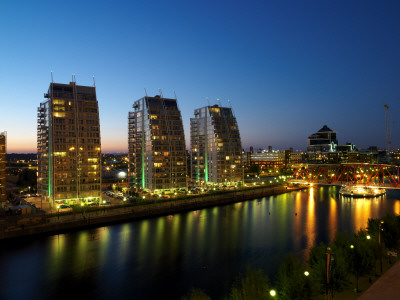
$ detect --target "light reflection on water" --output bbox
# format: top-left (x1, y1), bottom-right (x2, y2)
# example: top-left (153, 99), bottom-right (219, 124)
top-left (1, 186), bottom-right (400, 300)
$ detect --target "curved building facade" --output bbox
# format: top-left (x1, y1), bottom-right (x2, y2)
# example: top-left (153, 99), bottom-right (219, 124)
top-left (128, 95), bottom-right (187, 191)
top-left (190, 105), bottom-right (242, 184)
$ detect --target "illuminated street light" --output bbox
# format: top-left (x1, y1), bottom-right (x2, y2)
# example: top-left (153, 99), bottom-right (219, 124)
top-left (270, 290), bottom-right (276, 297)
top-left (379, 220), bottom-right (384, 273)
top-left (304, 271), bottom-right (309, 276)
top-left (366, 235), bottom-right (371, 240)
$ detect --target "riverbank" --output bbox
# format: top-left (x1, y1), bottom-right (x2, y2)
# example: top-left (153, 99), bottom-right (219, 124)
top-left (0, 185), bottom-right (306, 240)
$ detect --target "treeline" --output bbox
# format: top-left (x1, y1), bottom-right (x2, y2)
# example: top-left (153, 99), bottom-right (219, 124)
top-left (182, 213), bottom-right (400, 300)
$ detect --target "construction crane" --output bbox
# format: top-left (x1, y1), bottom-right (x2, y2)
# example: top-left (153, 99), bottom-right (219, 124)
top-left (382, 101), bottom-right (392, 155)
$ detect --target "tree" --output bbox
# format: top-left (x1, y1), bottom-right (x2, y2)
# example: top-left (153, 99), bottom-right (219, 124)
top-left (308, 243), bottom-right (349, 300)
top-left (181, 288), bottom-right (211, 300)
top-left (16, 168), bottom-right (37, 190)
top-left (229, 266), bottom-right (270, 300)
top-left (348, 230), bottom-right (375, 291)
top-left (381, 213), bottom-right (400, 250)
top-left (277, 255), bottom-right (315, 300)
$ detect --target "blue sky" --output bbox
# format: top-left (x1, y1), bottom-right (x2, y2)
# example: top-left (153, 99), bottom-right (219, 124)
top-left (1, 0), bottom-right (400, 152)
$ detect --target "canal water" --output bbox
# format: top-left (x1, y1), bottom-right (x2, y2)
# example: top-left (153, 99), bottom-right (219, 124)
top-left (1, 186), bottom-right (400, 300)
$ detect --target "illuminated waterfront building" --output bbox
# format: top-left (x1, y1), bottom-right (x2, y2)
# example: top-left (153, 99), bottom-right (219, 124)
top-left (37, 81), bottom-right (102, 207)
top-left (0, 132), bottom-right (6, 205)
top-left (190, 105), bottom-right (242, 184)
top-left (128, 95), bottom-right (187, 191)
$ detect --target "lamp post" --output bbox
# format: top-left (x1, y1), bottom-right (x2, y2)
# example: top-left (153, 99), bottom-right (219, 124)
top-left (379, 220), bottom-right (384, 274)
top-left (325, 247), bottom-right (334, 300)
top-left (304, 270), bottom-right (312, 300)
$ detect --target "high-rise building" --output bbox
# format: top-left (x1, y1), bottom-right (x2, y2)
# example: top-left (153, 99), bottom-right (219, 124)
top-left (307, 125), bottom-right (338, 152)
top-left (128, 95), bottom-right (187, 191)
top-left (37, 82), bottom-right (102, 207)
top-left (191, 105), bottom-right (242, 184)
top-left (0, 132), bottom-right (6, 205)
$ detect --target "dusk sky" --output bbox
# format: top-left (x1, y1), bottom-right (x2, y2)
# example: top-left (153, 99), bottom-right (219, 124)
top-left (1, 1), bottom-right (400, 153)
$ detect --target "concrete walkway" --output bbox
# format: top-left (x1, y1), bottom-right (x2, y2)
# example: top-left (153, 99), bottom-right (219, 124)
top-left (358, 259), bottom-right (400, 300)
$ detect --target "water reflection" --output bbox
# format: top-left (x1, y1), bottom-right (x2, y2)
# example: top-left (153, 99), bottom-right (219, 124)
top-left (1, 186), bottom-right (400, 300)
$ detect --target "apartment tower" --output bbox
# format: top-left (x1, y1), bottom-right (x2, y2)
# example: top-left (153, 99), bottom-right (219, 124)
top-left (191, 105), bottom-right (242, 184)
top-left (37, 81), bottom-right (101, 207)
top-left (0, 132), bottom-right (6, 205)
top-left (128, 95), bottom-right (187, 191)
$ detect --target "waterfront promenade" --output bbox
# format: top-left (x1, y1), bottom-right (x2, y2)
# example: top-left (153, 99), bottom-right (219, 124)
top-left (0, 185), bottom-right (304, 240)
top-left (358, 259), bottom-right (400, 300)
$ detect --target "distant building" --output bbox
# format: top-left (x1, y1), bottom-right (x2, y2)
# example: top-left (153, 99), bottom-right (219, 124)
top-left (348, 151), bottom-right (378, 164)
top-left (244, 150), bottom-right (286, 173)
top-left (0, 132), bottom-right (6, 204)
top-left (128, 95), bottom-right (187, 191)
top-left (37, 82), bottom-right (102, 207)
top-left (287, 151), bottom-right (305, 165)
top-left (307, 125), bottom-right (338, 152)
top-left (191, 105), bottom-right (242, 184)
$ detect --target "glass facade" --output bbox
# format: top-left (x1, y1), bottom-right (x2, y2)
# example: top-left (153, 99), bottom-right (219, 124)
top-left (37, 82), bottom-right (102, 206)
top-left (191, 105), bottom-right (242, 184)
top-left (128, 96), bottom-right (187, 191)
top-left (0, 132), bottom-right (6, 205)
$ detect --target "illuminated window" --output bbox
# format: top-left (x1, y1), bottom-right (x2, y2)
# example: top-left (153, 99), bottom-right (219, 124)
top-left (53, 99), bottom-right (65, 105)
top-left (54, 152), bottom-right (67, 157)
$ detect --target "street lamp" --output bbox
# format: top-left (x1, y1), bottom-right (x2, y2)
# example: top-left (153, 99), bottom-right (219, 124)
top-left (326, 247), bottom-right (334, 300)
top-left (269, 289), bottom-right (276, 297)
top-left (379, 220), bottom-right (384, 273)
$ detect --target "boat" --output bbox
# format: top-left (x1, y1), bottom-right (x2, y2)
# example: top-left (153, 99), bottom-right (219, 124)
top-left (339, 185), bottom-right (386, 198)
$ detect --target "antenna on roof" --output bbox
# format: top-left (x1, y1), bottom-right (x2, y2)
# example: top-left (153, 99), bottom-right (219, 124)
top-left (158, 88), bottom-right (163, 98)
top-left (72, 73), bottom-right (76, 83)
top-left (93, 75), bottom-right (96, 88)
top-left (50, 71), bottom-right (54, 83)
top-left (144, 88), bottom-right (148, 97)
top-left (206, 97), bottom-right (210, 106)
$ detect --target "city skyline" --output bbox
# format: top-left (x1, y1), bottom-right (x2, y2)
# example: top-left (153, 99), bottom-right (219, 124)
top-left (1, 1), bottom-right (400, 153)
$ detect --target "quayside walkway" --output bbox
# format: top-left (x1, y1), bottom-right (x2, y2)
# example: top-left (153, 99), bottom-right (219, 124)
top-left (358, 259), bottom-right (400, 300)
